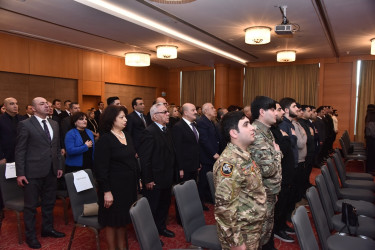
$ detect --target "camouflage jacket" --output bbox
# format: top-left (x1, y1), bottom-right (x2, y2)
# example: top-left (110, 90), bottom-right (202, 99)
top-left (214, 143), bottom-right (266, 247)
top-left (248, 120), bottom-right (282, 195)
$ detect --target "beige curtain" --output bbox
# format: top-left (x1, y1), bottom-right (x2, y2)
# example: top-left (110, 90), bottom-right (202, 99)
top-left (355, 60), bottom-right (375, 142)
top-left (244, 64), bottom-right (319, 106)
top-left (181, 70), bottom-right (214, 106)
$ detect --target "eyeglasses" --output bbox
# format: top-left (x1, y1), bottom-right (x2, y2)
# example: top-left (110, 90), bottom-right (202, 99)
top-left (155, 111), bottom-right (169, 115)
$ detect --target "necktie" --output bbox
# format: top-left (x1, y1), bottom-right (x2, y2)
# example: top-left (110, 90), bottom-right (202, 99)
top-left (162, 126), bottom-right (167, 133)
top-left (140, 113), bottom-right (147, 127)
top-left (191, 122), bottom-right (199, 142)
top-left (42, 120), bottom-right (51, 142)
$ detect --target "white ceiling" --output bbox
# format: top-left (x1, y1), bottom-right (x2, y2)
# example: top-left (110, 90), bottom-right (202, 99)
top-left (0, 0), bottom-right (374, 68)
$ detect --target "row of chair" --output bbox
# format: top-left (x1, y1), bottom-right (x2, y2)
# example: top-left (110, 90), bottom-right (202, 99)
top-left (292, 150), bottom-right (375, 250)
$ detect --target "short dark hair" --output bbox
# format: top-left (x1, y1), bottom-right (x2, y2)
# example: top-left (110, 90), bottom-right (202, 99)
top-left (131, 97), bottom-right (143, 109)
top-left (296, 102), bottom-right (301, 109)
top-left (98, 101), bottom-right (103, 106)
top-left (52, 99), bottom-right (61, 105)
top-left (301, 105), bottom-right (310, 111)
top-left (227, 105), bottom-right (240, 112)
top-left (69, 102), bottom-right (79, 110)
top-left (221, 111), bottom-right (245, 144)
top-left (25, 104), bottom-right (32, 110)
top-left (64, 100), bottom-right (71, 105)
top-left (309, 105), bottom-right (316, 110)
top-left (71, 112), bottom-right (88, 128)
top-left (317, 106), bottom-right (324, 113)
top-left (251, 96), bottom-right (276, 120)
top-left (279, 97), bottom-right (296, 111)
top-left (99, 105), bottom-right (128, 133)
top-left (107, 96), bottom-right (119, 106)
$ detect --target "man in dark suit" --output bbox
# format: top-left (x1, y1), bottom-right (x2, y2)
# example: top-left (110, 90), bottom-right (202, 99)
top-left (126, 97), bottom-right (147, 153)
top-left (314, 106), bottom-right (326, 165)
top-left (23, 104), bottom-right (34, 119)
top-left (94, 101), bottom-right (104, 123)
top-left (58, 100), bottom-right (71, 121)
top-left (15, 97), bottom-right (65, 249)
top-left (145, 97), bottom-right (168, 126)
top-left (47, 101), bottom-right (60, 122)
top-left (0, 97), bottom-right (25, 226)
top-left (52, 99), bottom-right (62, 117)
top-left (138, 102), bottom-right (176, 239)
top-left (60, 102), bottom-right (80, 154)
top-left (197, 102), bottom-right (220, 205)
top-left (173, 103), bottom-right (200, 182)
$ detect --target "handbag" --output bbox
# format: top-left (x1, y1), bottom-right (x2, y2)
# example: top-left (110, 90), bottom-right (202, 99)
top-left (82, 202), bottom-right (99, 216)
top-left (341, 202), bottom-right (358, 235)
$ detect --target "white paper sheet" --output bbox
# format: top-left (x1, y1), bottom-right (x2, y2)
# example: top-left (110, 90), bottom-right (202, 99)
top-left (73, 170), bottom-right (93, 192)
top-left (5, 162), bottom-right (17, 179)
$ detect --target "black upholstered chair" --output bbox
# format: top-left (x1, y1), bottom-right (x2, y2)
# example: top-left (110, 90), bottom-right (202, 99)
top-left (173, 180), bottom-right (221, 250)
top-left (206, 171), bottom-right (215, 203)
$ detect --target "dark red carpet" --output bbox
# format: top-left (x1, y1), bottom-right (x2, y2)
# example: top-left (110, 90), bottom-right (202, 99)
top-left (0, 161), bottom-right (369, 249)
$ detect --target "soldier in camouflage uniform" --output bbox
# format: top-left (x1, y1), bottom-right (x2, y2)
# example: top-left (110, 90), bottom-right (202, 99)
top-left (214, 111), bottom-right (266, 250)
top-left (248, 96), bottom-right (282, 250)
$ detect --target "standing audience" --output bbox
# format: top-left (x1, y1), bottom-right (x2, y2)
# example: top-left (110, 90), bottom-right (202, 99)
top-left (15, 97), bottom-right (65, 249)
top-left (64, 112), bottom-right (95, 173)
top-left (94, 105), bottom-right (138, 250)
top-left (87, 108), bottom-right (99, 140)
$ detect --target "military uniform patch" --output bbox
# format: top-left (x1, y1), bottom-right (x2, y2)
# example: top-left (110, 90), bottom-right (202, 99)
top-left (220, 163), bottom-right (233, 177)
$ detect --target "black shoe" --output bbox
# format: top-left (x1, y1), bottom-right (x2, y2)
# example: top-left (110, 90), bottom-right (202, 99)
top-left (284, 225), bottom-right (296, 235)
top-left (202, 204), bottom-right (209, 211)
top-left (26, 238), bottom-right (41, 249)
top-left (274, 230), bottom-right (294, 243)
top-left (41, 229), bottom-right (65, 238)
top-left (159, 228), bottom-right (175, 238)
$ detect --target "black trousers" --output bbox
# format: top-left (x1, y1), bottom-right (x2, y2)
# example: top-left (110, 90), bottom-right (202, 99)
top-left (197, 164), bottom-right (213, 203)
top-left (23, 169), bottom-right (57, 240)
top-left (143, 186), bottom-right (172, 232)
top-left (273, 184), bottom-right (294, 232)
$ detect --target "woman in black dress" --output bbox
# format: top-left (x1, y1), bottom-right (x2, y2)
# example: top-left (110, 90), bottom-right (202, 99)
top-left (94, 105), bottom-right (138, 250)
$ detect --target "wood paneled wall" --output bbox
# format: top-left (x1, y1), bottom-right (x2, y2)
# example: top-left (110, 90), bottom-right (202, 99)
top-left (0, 32), bottom-right (168, 113)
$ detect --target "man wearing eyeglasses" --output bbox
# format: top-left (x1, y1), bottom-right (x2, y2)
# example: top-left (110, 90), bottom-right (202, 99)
top-left (138, 102), bottom-right (177, 240)
top-left (145, 97), bottom-right (168, 126)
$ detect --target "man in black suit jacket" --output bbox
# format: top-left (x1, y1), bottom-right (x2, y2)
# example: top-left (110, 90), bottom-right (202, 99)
top-left (197, 103), bottom-right (220, 205)
top-left (15, 97), bottom-right (65, 249)
top-left (23, 104), bottom-right (34, 119)
top-left (60, 102), bottom-right (80, 154)
top-left (94, 101), bottom-right (104, 124)
top-left (0, 97), bottom-right (25, 225)
top-left (52, 99), bottom-right (62, 117)
top-left (126, 97), bottom-right (147, 153)
top-left (314, 106), bottom-right (326, 165)
top-left (138, 102), bottom-right (176, 238)
top-left (58, 100), bottom-right (71, 121)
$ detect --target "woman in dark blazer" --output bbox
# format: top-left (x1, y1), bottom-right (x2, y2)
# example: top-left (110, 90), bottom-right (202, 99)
top-left (64, 112), bottom-right (95, 173)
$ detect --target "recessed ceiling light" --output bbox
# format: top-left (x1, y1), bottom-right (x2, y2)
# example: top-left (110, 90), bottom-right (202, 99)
top-left (74, 0), bottom-right (248, 64)
top-left (149, 0), bottom-right (196, 3)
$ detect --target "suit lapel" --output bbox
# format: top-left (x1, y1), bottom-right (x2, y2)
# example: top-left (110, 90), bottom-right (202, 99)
top-left (30, 116), bottom-right (50, 143)
top-left (152, 123), bottom-right (173, 152)
top-left (181, 120), bottom-right (198, 143)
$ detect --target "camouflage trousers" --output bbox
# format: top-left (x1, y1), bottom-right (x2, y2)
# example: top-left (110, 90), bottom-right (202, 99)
top-left (259, 193), bottom-right (277, 247)
top-left (220, 226), bottom-right (263, 250)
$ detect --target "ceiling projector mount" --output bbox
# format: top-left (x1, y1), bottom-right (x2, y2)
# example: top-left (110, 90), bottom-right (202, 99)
top-left (274, 5), bottom-right (300, 35)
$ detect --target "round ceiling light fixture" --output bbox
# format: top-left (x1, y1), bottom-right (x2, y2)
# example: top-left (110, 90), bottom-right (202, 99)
top-left (276, 50), bottom-right (296, 62)
top-left (245, 26), bottom-right (271, 45)
top-left (156, 45), bottom-right (178, 59)
top-left (125, 52), bottom-right (150, 67)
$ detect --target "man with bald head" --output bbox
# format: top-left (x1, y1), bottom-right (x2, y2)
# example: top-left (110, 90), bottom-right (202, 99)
top-left (197, 102), bottom-right (220, 207)
top-left (0, 97), bottom-right (25, 225)
top-left (15, 97), bottom-right (64, 249)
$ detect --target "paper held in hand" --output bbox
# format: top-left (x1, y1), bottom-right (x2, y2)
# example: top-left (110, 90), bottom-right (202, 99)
top-left (73, 170), bottom-right (93, 192)
top-left (5, 162), bottom-right (17, 179)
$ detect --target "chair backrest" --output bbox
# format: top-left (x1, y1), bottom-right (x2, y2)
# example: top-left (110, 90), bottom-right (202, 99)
top-left (334, 148), bottom-right (346, 172)
top-left (339, 138), bottom-right (349, 158)
top-left (65, 169), bottom-right (98, 222)
top-left (333, 152), bottom-right (347, 183)
top-left (206, 171), bottom-right (215, 203)
top-left (326, 158), bottom-right (342, 191)
top-left (306, 187), bottom-right (331, 250)
top-left (315, 175), bottom-right (335, 229)
top-left (321, 165), bottom-right (340, 203)
top-left (129, 197), bottom-right (162, 250)
top-left (173, 180), bottom-right (206, 242)
top-left (343, 131), bottom-right (351, 149)
top-left (0, 163), bottom-right (24, 209)
top-left (292, 206), bottom-right (319, 250)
